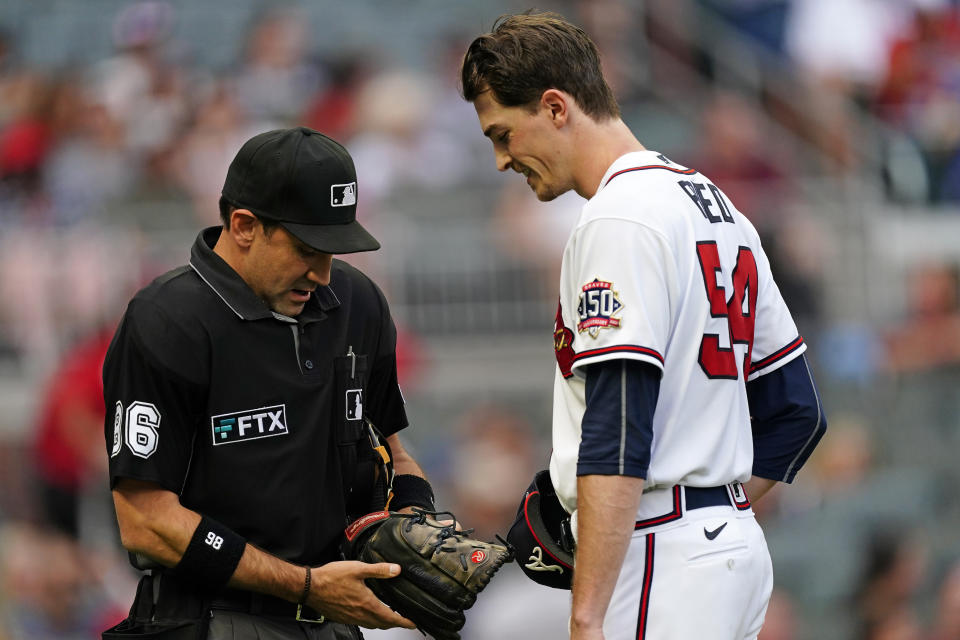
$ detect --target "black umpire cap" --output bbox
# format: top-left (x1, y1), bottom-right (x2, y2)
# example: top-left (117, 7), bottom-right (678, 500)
top-left (221, 127), bottom-right (380, 254)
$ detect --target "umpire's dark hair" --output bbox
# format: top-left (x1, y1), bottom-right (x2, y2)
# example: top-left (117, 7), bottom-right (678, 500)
top-left (460, 11), bottom-right (620, 120)
top-left (218, 196), bottom-right (281, 234)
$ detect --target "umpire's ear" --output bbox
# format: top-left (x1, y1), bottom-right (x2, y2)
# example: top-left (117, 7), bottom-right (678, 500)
top-left (228, 208), bottom-right (258, 248)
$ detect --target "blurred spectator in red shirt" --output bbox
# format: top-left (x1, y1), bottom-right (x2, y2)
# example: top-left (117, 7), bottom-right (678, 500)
top-left (874, 7), bottom-right (960, 201)
top-left (874, 7), bottom-right (960, 123)
top-left (31, 326), bottom-right (113, 537)
top-left (0, 74), bottom-right (54, 209)
top-left (302, 53), bottom-right (373, 143)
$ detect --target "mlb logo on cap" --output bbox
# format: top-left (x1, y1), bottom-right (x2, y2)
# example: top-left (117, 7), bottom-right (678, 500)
top-left (332, 183), bottom-right (357, 207)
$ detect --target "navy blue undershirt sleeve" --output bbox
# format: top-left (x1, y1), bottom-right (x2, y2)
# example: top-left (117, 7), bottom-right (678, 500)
top-left (748, 354), bottom-right (827, 483)
top-left (577, 359), bottom-right (661, 478)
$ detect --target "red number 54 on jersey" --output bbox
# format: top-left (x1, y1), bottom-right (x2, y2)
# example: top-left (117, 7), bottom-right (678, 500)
top-left (696, 242), bottom-right (758, 380)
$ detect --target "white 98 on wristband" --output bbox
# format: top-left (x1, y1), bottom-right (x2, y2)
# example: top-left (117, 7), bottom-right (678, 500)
top-left (205, 531), bottom-right (224, 550)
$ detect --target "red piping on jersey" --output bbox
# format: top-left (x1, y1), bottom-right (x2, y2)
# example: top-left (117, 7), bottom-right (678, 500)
top-left (523, 491), bottom-right (573, 568)
top-left (633, 486), bottom-right (682, 529)
top-left (574, 345), bottom-right (665, 366)
top-left (636, 533), bottom-right (656, 640)
top-left (749, 336), bottom-right (804, 374)
top-left (605, 165), bottom-right (696, 187)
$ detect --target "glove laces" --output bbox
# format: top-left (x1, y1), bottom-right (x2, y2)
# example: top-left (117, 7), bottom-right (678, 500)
top-left (401, 508), bottom-right (477, 552)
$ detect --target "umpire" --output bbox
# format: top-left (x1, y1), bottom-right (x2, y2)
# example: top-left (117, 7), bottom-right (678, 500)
top-left (103, 127), bottom-right (432, 639)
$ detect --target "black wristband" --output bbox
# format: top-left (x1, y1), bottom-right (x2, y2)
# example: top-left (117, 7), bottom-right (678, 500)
top-left (390, 474), bottom-right (435, 511)
top-left (176, 515), bottom-right (246, 592)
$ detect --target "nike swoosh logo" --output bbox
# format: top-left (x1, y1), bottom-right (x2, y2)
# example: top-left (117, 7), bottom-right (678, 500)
top-left (704, 522), bottom-right (728, 540)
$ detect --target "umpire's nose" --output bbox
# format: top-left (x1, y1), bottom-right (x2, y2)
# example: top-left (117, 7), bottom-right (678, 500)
top-left (306, 254), bottom-right (333, 286)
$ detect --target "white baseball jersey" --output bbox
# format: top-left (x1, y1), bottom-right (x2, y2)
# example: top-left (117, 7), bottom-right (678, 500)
top-left (549, 151), bottom-right (805, 515)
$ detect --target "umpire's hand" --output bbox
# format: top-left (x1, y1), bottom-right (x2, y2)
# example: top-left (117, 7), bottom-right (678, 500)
top-left (307, 560), bottom-right (416, 630)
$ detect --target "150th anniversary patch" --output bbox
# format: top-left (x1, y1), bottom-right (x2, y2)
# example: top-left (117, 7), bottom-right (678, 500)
top-left (577, 278), bottom-right (623, 337)
top-left (211, 404), bottom-right (288, 446)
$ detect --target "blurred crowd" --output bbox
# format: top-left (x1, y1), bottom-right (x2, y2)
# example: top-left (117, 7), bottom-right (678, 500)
top-left (0, 1), bottom-right (958, 639)
top-left (699, 0), bottom-right (960, 203)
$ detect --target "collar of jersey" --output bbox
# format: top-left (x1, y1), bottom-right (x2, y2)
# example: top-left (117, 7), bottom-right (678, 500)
top-left (594, 150), bottom-right (671, 195)
top-left (189, 226), bottom-right (340, 322)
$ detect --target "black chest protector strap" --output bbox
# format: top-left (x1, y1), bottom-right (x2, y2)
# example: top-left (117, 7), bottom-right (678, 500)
top-left (342, 418), bottom-right (394, 522)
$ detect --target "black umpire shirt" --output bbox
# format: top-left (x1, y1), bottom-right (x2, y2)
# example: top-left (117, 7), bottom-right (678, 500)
top-left (104, 227), bottom-right (408, 566)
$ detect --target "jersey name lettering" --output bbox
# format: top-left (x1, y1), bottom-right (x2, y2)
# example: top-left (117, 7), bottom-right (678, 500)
top-left (678, 180), bottom-right (734, 224)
